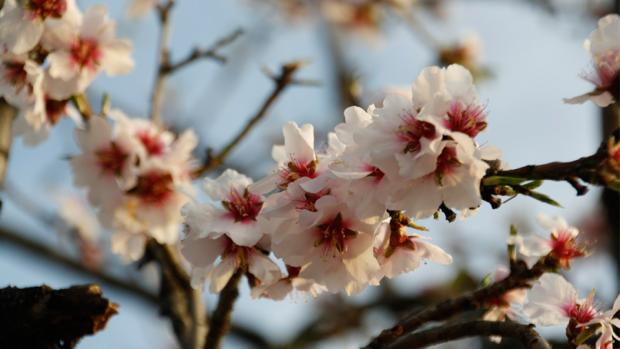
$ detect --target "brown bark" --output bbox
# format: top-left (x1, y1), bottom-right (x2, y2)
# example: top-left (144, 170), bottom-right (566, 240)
top-left (0, 284), bottom-right (117, 349)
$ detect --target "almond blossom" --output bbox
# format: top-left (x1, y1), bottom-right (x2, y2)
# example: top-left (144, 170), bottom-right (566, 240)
top-left (0, 0), bottom-right (78, 54)
top-left (515, 214), bottom-right (586, 268)
top-left (524, 273), bottom-right (598, 327)
top-left (565, 14), bottom-right (620, 107)
top-left (181, 169), bottom-right (281, 293)
top-left (250, 121), bottom-right (320, 194)
top-left (373, 220), bottom-right (452, 279)
top-left (71, 111), bottom-right (197, 260)
top-left (42, 5), bottom-right (134, 99)
top-left (269, 193), bottom-right (381, 295)
top-left (523, 274), bottom-right (619, 349)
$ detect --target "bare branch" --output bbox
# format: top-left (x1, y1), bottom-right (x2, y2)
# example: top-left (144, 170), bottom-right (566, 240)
top-left (193, 61), bottom-right (310, 177)
top-left (363, 259), bottom-right (551, 349)
top-left (386, 320), bottom-right (550, 349)
top-left (149, 0), bottom-right (176, 125)
top-left (143, 240), bottom-right (206, 349)
top-left (204, 268), bottom-right (244, 349)
top-left (163, 28), bottom-right (244, 73)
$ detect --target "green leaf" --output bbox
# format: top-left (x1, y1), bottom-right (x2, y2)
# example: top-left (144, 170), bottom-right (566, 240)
top-left (524, 190), bottom-right (562, 207)
top-left (522, 180), bottom-right (544, 190)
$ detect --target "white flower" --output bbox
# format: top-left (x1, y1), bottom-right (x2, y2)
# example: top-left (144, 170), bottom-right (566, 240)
top-left (181, 232), bottom-right (281, 293)
top-left (250, 122), bottom-right (320, 194)
top-left (388, 133), bottom-right (489, 218)
top-left (524, 273), bottom-right (599, 327)
top-left (565, 14), bottom-right (620, 107)
top-left (0, 0), bottom-right (78, 54)
top-left (250, 265), bottom-right (326, 300)
top-left (270, 194), bottom-right (381, 295)
top-left (0, 55), bottom-right (42, 106)
top-left (590, 294), bottom-right (620, 349)
top-left (71, 115), bottom-right (143, 208)
top-left (373, 221), bottom-right (452, 279)
top-left (43, 5), bottom-right (133, 99)
top-left (515, 214), bottom-right (586, 268)
top-left (183, 169), bottom-right (265, 247)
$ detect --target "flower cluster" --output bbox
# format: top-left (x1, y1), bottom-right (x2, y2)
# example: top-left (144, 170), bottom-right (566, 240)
top-left (523, 274), bottom-right (619, 349)
top-left (565, 14), bottom-right (620, 107)
top-left (182, 64), bottom-right (496, 298)
top-left (0, 1), bottom-right (133, 144)
top-left (71, 110), bottom-right (197, 261)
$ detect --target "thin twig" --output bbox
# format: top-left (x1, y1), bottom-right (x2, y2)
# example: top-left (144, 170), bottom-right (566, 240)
top-left (363, 259), bottom-right (551, 349)
top-left (386, 320), bottom-right (550, 349)
top-left (149, 0), bottom-right (176, 125)
top-left (193, 61), bottom-right (308, 177)
top-left (162, 28), bottom-right (244, 73)
top-left (204, 268), bottom-right (244, 349)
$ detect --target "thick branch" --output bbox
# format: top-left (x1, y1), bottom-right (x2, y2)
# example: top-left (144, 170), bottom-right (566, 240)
top-left (0, 284), bottom-right (117, 349)
top-left (363, 259), bottom-right (550, 349)
top-left (387, 320), bottom-right (550, 349)
top-left (193, 61), bottom-right (306, 177)
top-left (205, 268), bottom-right (244, 349)
top-left (143, 240), bottom-right (206, 349)
top-left (162, 28), bottom-right (244, 73)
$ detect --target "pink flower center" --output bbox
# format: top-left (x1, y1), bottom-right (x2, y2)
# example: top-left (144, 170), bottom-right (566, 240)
top-left (222, 188), bottom-right (263, 223)
top-left (128, 170), bottom-right (174, 205)
top-left (549, 230), bottom-right (585, 268)
top-left (136, 131), bottom-right (165, 156)
top-left (293, 188), bottom-right (329, 212)
top-left (445, 101), bottom-right (487, 138)
top-left (95, 142), bottom-right (128, 176)
top-left (562, 302), bottom-right (597, 324)
top-left (45, 97), bottom-right (69, 125)
top-left (27, 0), bottom-right (67, 20)
top-left (2, 61), bottom-right (27, 91)
top-left (278, 159), bottom-right (318, 190)
top-left (434, 146), bottom-right (460, 185)
top-left (315, 212), bottom-right (357, 254)
top-left (397, 114), bottom-right (436, 154)
top-left (70, 37), bottom-right (102, 71)
top-left (363, 164), bottom-right (385, 184)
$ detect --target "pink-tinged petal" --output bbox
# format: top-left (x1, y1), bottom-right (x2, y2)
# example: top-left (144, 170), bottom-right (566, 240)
top-left (80, 5), bottom-right (112, 39)
top-left (180, 236), bottom-right (226, 268)
top-left (247, 251), bottom-right (281, 286)
top-left (126, 0), bottom-right (159, 18)
top-left (48, 51), bottom-right (78, 80)
top-left (411, 66), bottom-right (444, 107)
top-left (111, 232), bottom-right (146, 262)
top-left (226, 222), bottom-right (262, 247)
top-left (283, 122), bottom-right (314, 163)
top-left (389, 177), bottom-right (442, 219)
top-left (0, 4), bottom-right (44, 54)
top-left (209, 256), bottom-right (238, 293)
top-left (101, 40), bottom-right (134, 76)
top-left (416, 239), bottom-right (453, 265)
top-left (563, 91), bottom-right (614, 107)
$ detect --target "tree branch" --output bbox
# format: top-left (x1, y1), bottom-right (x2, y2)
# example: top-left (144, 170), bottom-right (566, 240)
top-left (363, 259), bottom-right (550, 349)
top-left (162, 28), bottom-right (244, 73)
top-left (386, 320), bottom-right (550, 349)
top-left (149, 0), bottom-right (176, 125)
top-left (204, 268), bottom-right (244, 349)
top-left (193, 61), bottom-right (308, 177)
top-left (0, 284), bottom-right (117, 349)
top-left (143, 240), bottom-right (206, 349)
